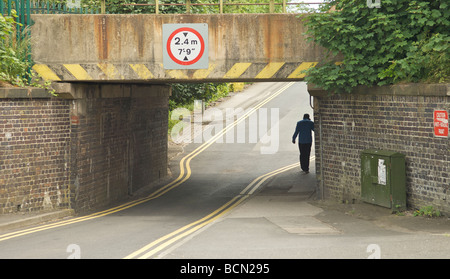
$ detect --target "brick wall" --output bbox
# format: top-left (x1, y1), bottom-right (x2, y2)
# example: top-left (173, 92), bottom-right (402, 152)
top-left (68, 84), bottom-right (170, 214)
top-left (0, 96), bottom-right (71, 214)
top-left (0, 84), bottom-right (170, 215)
top-left (310, 84), bottom-right (450, 214)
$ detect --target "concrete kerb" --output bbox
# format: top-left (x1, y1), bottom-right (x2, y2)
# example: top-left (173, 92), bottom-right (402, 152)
top-left (0, 209), bottom-right (75, 233)
top-left (311, 199), bottom-right (450, 236)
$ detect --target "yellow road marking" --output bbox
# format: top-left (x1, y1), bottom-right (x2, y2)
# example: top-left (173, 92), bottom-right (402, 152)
top-left (0, 82), bottom-right (295, 244)
top-left (126, 161), bottom-right (302, 259)
top-left (162, 82), bottom-right (296, 198)
top-left (137, 195), bottom-right (248, 259)
top-left (239, 162), bottom-right (300, 195)
top-left (123, 196), bottom-right (242, 259)
top-left (132, 156), bottom-right (316, 259)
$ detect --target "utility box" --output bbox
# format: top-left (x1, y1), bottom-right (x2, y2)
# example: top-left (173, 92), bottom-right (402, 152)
top-left (360, 149), bottom-right (406, 211)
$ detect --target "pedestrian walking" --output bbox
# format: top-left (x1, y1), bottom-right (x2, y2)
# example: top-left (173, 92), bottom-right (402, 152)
top-left (292, 113), bottom-right (314, 173)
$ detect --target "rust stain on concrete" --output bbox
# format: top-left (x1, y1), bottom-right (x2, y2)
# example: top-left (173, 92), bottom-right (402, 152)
top-left (95, 15), bottom-right (109, 61)
top-left (30, 14), bottom-right (332, 81)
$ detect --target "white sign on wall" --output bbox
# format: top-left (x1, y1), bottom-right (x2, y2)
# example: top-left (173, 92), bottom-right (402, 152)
top-left (377, 159), bottom-right (386, 185)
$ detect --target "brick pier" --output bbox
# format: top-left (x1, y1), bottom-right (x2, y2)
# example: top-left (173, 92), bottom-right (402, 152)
top-left (0, 84), bottom-right (170, 214)
top-left (310, 83), bottom-right (450, 214)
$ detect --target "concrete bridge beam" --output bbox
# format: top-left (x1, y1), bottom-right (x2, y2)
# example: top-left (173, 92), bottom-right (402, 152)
top-left (30, 14), bottom-right (328, 83)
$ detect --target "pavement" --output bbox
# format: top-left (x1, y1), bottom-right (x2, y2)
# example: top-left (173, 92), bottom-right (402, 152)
top-left (1, 82), bottom-right (449, 246)
top-left (158, 156), bottom-right (450, 259)
top-left (0, 209), bottom-right (74, 233)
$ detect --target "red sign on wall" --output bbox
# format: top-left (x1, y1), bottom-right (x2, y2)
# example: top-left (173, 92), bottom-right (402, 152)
top-left (434, 110), bottom-right (448, 138)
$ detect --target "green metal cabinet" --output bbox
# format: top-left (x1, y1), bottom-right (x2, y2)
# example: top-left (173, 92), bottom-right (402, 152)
top-left (360, 149), bottom-right (406, 211)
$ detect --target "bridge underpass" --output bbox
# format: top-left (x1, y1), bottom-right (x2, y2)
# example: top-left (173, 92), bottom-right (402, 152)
top-left (2, 7), bottom-right (449, 260)
top-left (22, 13), bottom-right (328, 213)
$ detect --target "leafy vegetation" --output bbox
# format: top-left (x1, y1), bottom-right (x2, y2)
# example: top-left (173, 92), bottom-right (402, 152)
top-left (0, 11), bottom-right (55, 94)
top-left (414, 206), bottom-right (441, 218)
top-left (0, 11), bottom-right (30, 86)
top-left (48, 0), bottom-right (286, 14)
top-left (302, 0), bottom-right (449, 93)
top-left (169, 83), bottom-right (232, 111)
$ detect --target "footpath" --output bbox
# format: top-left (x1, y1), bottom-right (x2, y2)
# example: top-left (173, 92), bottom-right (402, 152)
top-left (1, 82), bottom-right (449, 241)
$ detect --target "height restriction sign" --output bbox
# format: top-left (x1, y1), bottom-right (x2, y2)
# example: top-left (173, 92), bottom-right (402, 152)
top-left (434, 110), bottom-right (448, 138)
top-left (163, 24), bottom-right (208, 69)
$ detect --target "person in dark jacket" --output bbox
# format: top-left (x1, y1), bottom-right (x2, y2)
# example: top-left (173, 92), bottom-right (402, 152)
top-left (292, 113), bottom-right (314, 173)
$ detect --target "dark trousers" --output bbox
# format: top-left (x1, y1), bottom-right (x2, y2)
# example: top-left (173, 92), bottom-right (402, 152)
top-left (298, 143), bottom-right (312, 172)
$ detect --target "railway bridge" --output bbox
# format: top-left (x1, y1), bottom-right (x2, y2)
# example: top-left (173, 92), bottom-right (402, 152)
top-left (31, 13), bottom-right (327, 83)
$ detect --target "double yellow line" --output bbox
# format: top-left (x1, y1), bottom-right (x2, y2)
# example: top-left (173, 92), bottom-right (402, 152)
top-left (149, 81), bottom-right (295, 201)
top-left (0, 82), bottom-right (295, 244)
top-left (124, 161), bottom-right (301, 259)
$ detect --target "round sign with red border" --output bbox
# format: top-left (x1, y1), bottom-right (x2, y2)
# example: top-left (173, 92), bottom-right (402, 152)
top-left (166, 27), bottom-right (205, 66)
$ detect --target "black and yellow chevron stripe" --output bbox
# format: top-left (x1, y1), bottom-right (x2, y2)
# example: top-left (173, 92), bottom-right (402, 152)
top-left (32, 62), bottom-right (318, 82)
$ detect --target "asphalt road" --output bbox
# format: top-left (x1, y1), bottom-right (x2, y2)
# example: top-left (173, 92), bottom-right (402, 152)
top-left (0, 82), bottom-right (311, 259)
top-left (0, 82), bottom-right (449, 262)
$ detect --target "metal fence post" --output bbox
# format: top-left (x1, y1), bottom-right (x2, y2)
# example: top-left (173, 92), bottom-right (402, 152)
top-left (25, 0), bottom-right (31, 81)
top-left (26, 0), bottom-right (30, 25)
top-left (20, 0), bottom-right (25, 26)
top-left (8, 0), bottom-right (12, 14)
top-left (186, 0), bottom-right (191, 14)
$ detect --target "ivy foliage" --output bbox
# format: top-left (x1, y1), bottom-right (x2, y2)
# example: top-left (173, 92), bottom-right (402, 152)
top-left (302, 0), bottom-right (449, 93)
